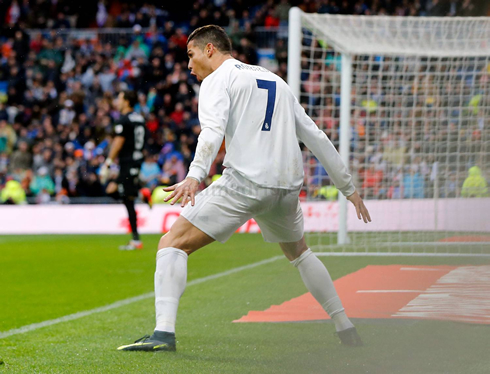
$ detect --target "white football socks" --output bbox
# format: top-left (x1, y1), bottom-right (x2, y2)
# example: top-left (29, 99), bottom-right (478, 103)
top-left (291, 249), bottom-right (354, 332)
top-left (154, 247), bottom-right (188, 334)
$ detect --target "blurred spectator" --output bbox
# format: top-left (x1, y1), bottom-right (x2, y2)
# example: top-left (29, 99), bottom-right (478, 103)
top-left (77, 171), bottom-right (104, 197)
top-left (9, 140), bottom-right (31, 172)
top-left (96, 1), bottom-right (109, 28)
top-left (53, 13), bottom-right (71, 29)
top-left (170, 102), bottom-right (185, 127)
top-left (318, 0), bottom-right (339, 14)
top-left (170, 28), bottom-right (188, 50)
top-left (55, 188), bottom-right (71, 204)
top-left (403, 166), bottom-right (425, 199)
top-left (387, 179), bottom-right (403, 199)
top-left (5, 0), bottom-right (21, 25)
top-left (53, 167), bottom-right (68, 195)
top-left (275, 0), bottom-right (292, 22)
top-left (125, 39), bottom-right (149, 61)
top-left (383, 139), bottom-right (407, 167)
top-left (13, 30), bottom-right (29, 62)
top-left (1, 179), bottom-right (26, 204)
top-left (0, 120), bottom-right (17, 154)
top-left (59, 100), bottom-right (76, 126)
top-left (162, 154), bottom-right (186, 186)
top-left (461, 166), bottom-right (489, 198)
top-left (442, 172), bottom-right (459, 198)
top-left (275, 38), bottom-right (288, 66)
top-left (316, 185), bottom-right (338, 200)
top-left (140, 153), bottom-right (161, 189)
top-left (362, 165), bottom-right (383, 199)
top-left (427, 0), bottom-right (445, 16)
top-left (264, 7), bottom-right (280, 28)
top-left (30, 166), bottom-right (55, 197)
top-left (458, 0), bottom-right (477, 16)
top-left (0, 152), bottom-right (8, 175)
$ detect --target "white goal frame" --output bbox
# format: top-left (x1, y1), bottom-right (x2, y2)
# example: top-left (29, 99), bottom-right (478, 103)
top-left (288, 8), bottom-right (490, 255)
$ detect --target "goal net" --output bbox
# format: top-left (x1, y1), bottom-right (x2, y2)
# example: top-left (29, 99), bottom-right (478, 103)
top-left (288, 10), bottom-right (490, 255)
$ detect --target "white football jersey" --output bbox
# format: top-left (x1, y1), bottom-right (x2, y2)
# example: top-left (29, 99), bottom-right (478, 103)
top-left (187, 58), bottom-right (355, 196)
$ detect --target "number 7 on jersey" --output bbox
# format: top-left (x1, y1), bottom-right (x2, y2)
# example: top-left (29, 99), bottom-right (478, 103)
top-left (256, 79), bottom-right (276, 131)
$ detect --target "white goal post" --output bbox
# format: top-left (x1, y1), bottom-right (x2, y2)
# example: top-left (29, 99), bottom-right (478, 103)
top-left (288, 8), bottom-right (490, 255)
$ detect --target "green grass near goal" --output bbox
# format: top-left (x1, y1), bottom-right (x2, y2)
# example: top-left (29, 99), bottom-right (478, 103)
top-left (1, 234), bottom-right (490, 373)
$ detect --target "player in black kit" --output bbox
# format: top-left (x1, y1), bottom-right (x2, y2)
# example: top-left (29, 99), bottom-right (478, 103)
top-left (100, 90), bottom-right (151, 250)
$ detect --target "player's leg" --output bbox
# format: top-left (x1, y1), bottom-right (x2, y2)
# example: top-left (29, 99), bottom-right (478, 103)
top-left (122, 196), bottom-right (139, 241)
top-left (118, 166), bottom-right (144, 250)
top-left (279, 237), bottom-right (361, 346)
top-left (118, 217), bottom-right (214, 352)
top-left (271, 233), bottom-right (357, 334)
top-left (150, 174), bottom-right (251, 344)
top-left (119, 195), bottom-right (143, 250)
top-left (106, 181), bottom-right (142, 249)
top-left (119, 170), bottom-right (254, 352)
top-left (254, 190), bottom-right (362, 346)
top-left (153, 217), bottom-right (214, 340)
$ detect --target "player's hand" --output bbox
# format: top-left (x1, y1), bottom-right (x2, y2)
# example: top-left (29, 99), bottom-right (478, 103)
top-left (347, 190), bottom-right (371, 223)
top-left (99, 158), bottom-right (112, 185)
top-left (99, 164), bottom-right (109, 184)
top-left (163, 178), bottom-right (199, 207)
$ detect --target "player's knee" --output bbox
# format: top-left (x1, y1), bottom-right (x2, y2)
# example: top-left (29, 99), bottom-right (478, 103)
top-left (289, 247), bottom-right (308, 261)
top-left (280, 238), bottom-right (308, 261)
top-left (158, 233), bottom-right (193, 255)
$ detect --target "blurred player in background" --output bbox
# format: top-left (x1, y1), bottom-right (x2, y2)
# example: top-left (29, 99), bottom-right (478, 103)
top-left (118, 25), bottom-right (370, 352)
top-left (100, 91), bottom-right (151, 250)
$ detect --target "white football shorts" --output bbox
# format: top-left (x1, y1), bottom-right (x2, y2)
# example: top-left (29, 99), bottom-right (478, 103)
top-left (181, 168), bottom-right (304, 243)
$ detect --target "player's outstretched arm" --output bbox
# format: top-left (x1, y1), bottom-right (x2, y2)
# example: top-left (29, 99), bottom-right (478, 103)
top-left (294, 100), bottom-right (372, 223)
top-left (294, 101), bottom-right (354, 197)
top-left (163, 177), bottom-right (200, 207)
top-left (346, 190), bottom-right (371, 223)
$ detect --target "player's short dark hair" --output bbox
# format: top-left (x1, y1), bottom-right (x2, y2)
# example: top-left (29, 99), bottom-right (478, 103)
top-left (187, 25), bottom-right (232, 54)
top-left (122, 90), bottom-right (138, 108)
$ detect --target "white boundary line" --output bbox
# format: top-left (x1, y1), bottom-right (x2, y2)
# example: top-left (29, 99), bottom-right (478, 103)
top-left (0, 255), bottom-right (284, 340)
top-left (356, 290), bottom-right (424, 293)
top-left (400, 267), bottom-right (448, 271)
top-left (315, 252), bottom-right (490, 257)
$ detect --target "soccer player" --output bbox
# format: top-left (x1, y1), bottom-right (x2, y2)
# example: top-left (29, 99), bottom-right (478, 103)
top-left (118, 25), bottom-right (371, 351)
top-left (100, 90), bottom-right (150, 250)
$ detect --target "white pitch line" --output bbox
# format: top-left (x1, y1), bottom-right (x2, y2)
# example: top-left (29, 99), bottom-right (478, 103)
top-left (400, 267), bottom-right (448, 271)
top-left (356, 290), bottom-right (424, 293)
top-left (0, 255), bottom-right (284, 340)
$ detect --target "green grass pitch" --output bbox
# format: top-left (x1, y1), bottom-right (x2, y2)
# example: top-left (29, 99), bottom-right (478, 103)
top-left (1, 234), bottom-right (490, 373)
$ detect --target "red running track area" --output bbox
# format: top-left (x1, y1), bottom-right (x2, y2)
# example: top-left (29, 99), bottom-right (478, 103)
top-left (235, 265), bottom-right (490, 325)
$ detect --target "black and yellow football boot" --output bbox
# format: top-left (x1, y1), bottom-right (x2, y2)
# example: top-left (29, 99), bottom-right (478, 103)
top-left (117, 331), bottom-right (176, 352)
top-left (335, 327), bottom-right (363, 347)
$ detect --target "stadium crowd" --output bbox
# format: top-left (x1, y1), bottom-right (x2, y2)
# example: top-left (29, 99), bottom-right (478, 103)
top-left (0, 0), bottom-right (488, 204)
top-left (301, 49), bottom-right (490, 201)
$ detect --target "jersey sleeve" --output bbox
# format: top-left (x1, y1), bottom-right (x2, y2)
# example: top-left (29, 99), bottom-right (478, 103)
top-left (294, 99), bottom-right (356, 197)
top-left (186, 76), bottom-right (230, 183)
top-left (113, 116), bottom-right (131, 139)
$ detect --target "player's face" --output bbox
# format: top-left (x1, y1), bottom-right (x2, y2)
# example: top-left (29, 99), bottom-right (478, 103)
top-left (187, 41), bottom-right (212, 81)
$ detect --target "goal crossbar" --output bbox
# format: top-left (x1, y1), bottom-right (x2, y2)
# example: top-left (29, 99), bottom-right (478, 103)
top-left (301, 13), bottom-right (490, 57)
